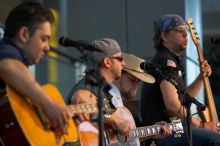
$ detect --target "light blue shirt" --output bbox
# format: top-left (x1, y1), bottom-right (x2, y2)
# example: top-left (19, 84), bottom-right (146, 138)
top-left (109, 84), bottom-right (140, 146)
top-left (109, 84), bottom-right (124, 108)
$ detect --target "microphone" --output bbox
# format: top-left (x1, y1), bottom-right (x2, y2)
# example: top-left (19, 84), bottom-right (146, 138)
top-left (211, 36), bottom-right (220, 44)
top-left (184, 92), bottom-right (206, 112)
top-left (59, 36), bottom-right (102, 52)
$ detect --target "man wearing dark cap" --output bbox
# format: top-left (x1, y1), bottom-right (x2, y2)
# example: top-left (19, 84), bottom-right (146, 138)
top-left (68, 38), bottom-right (134, 145)
top-left (141, 14), bottom-right (220, 145)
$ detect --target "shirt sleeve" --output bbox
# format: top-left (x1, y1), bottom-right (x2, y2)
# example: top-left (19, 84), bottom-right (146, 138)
top-left (0, 45), bottom-right (23, 61)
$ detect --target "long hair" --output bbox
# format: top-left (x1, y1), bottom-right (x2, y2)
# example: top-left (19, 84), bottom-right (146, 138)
top-left (4, 2), bottom-right (54, 38)
top-left (153, 26), bottom-right (163, 50)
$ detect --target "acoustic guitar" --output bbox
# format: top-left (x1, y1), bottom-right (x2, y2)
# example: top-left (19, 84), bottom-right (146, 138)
top-left (187, 18), bottom-right (219, 122)
top-left (0, 84), bottom-right (113, 146)
top-left (78, 107), bottom-right (184, 146)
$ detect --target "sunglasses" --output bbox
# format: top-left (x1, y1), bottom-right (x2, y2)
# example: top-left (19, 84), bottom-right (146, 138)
top-left (173, 26), bottom-right (189, 33)
top-left (111, 56), bottom-right (124, 62)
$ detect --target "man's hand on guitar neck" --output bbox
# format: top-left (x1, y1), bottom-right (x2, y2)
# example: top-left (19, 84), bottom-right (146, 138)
top-left (140, 121), bottom-right (172, 142)
top-left (200, 60), bottom-right (212, 78)
top-left (152, 121), bottom-right (172, 139)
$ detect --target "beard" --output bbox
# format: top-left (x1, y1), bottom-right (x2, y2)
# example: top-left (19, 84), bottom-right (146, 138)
top-left (122, 90), bottom-right (137, 100)
top-left (114, 74), bottom-right (121, 80)
top-left (109, 67), bottom-right (121, 80)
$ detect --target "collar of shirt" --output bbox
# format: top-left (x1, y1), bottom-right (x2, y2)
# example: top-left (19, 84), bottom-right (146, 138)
top-left (109, 84), bottom-right (124, 108)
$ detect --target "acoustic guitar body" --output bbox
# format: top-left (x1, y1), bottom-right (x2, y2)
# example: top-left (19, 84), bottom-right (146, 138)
top-left (0, 84), bottom-right (78, 146)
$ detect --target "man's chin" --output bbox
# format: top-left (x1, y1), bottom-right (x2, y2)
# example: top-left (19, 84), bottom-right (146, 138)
top-left (115, 75), bottom-right (121, 80)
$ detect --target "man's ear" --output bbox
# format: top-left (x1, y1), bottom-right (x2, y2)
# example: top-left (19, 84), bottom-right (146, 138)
top-left (103, 58), bottom-right (111, 68)
top-left (18, 26), bottom-right (30, 43)
top-left (161, 32), bottom-right (168, 42)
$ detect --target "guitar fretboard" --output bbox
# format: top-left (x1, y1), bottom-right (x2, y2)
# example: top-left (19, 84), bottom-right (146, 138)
top-left (67, 103), bottom-right (98, 117)
top-left (129, 122), bottom-right (183, 140)
top-left (67, 101), bottom-right (113, 117)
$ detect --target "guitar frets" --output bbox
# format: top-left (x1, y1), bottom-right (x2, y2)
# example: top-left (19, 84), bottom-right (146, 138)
top-left (147, 127), bottom-right (151, 134)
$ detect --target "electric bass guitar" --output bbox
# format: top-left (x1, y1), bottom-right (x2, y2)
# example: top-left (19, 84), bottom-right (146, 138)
top-left (187, 18), bottom-right (219, 122)
top-left (0, 84), bottom-right (113, 146)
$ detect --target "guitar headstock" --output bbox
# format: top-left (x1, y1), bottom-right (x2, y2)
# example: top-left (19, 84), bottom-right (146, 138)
top-left (170, 117), bottom-right (184, 137)
top-left (187, 18), bottom-right (200, 46)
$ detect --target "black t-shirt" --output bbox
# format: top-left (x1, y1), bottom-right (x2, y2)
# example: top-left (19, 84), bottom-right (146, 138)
top-left (0, 38), bottom-right (28, 96)
top-left (141, 46), bottom-right (185, 126)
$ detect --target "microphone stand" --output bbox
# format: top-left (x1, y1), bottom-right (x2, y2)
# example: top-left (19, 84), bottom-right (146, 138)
top-left (96, 74), bottom-right (111, 146)
top-left (152, 67), bottom-right (206, 146)
top-left (84, 68), bottom-right (110, 146)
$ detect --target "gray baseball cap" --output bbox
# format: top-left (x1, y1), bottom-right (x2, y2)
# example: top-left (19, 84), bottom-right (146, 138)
top-left (91, 38), bottom-right (121, 65)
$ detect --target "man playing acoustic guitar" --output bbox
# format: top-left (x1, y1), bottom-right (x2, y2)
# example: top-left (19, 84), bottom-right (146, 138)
top-left (0, 2), bottom-right (69, 145)
top-left (112, 53), bottom-right (182, 146)
top-left (68, 38), bottom-right (172, 145)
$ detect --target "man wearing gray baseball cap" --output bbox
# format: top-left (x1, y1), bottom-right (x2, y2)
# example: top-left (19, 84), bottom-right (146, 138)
top-left (68, 38), bottom-right (134, 145)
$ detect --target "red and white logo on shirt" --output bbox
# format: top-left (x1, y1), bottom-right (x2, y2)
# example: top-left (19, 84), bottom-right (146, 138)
top-left (167, 59), bottom-right (176, 68)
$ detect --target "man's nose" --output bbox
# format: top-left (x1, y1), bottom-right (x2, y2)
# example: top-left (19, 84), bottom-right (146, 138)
top-left (122, 60), bottom-right (126, 67)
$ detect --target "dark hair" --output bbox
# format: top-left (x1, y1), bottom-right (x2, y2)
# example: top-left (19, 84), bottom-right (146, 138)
top-left (153, 26), bottom-right (163, 50)
top-left (4, 2), bottom-right (54, 38)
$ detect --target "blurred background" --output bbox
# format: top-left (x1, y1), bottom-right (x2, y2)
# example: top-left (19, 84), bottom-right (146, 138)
top-left (1, 0), bottom-right (220, 117)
